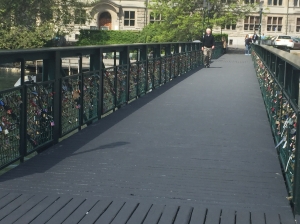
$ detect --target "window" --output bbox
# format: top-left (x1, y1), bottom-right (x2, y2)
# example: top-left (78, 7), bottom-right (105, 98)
top-left (221, 22), bottom-right (236, 30)
top-left (294, 0), bottom-right (299, 6)
top-left (244, 0), bottom-right (259, 3)
top-left (267, 17), bottom-right (283, 31)
top-left (244, 16), bottom-right (260, 31)
top-left (268, 0), bottom-right (282, 5)
top-left (297, 18), bottom-right (300, 32)
top-left (75, 9), bottom-right (86, 25)
top-left (124, 11), bottom-right (135, 26)
top-left (150, 13), bottom-right (163, 23)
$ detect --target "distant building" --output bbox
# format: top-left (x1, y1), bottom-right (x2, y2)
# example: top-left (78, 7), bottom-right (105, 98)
top-left (68, 0), bottom-right (300, 46)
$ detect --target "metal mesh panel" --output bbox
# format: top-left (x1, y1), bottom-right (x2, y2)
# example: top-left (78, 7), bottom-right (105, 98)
top-left (0, 88), bottom-right (22, 167)
top-left (147, 59), bottom-right (154, 91)
top-left (153, 59), bottom-right (161, 88)
top-left (129, 63), bottom-right (138, 100)
top-left (116, 65), bottom-right (127, 106)
top-left (161, 57), bottom-right (166, 84)
top-left (138, 62), bottom-right (146, 96)
top-left (165, 56), bottom-right (171, 82)
top-left (103, 67), bottom-right (116, 114)
top-left (61, 75), bottom-right (81, 136)
top-left (26, 82), bottom-right (54, 152)
top-left (180, 53), bottom-right (186, 75)
top-left (82, 73), bottom-right (100, 123)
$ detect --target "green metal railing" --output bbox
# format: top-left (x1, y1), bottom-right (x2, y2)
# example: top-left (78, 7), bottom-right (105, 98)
top-left (251, 44), bottom-right (300, 216)
top-left (0, 42), bottom-right (223, 171)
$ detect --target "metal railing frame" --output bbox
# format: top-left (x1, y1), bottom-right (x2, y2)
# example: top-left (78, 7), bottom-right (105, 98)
top-left (0, 42), bottom-right (223, 171)
top-left (251, 43), bottom-right (300, 217)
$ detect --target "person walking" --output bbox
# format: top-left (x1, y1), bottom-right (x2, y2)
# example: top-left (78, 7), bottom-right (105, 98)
top-left (252, 31), bottom-right (258, 44)
top-left (245, 34), bottom-right (252, 55)
top-left (201, 28), bottom-right (215, 68)
top-left (222, 36), bottom-right (227, 54)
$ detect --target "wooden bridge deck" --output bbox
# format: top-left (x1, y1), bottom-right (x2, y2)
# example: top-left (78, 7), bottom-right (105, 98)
top-left (0, 53), bottom-right (295, 223)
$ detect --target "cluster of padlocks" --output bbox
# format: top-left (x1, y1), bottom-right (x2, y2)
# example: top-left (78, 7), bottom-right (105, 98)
top-left (26, 83), bottom-right (54, 152)
top-left (103, 67), bottom-right (116, 113)
top-left (129, 63), bottom-right (139, 100)
top-left (116, 66), bottom-right (127, 106)
top-left (0, 83), bottom-right (54, 166)
top-left (61, 76), bottom-right (81, 135)
top-left (253, 51), bottom-right (297, 190)
top-left (82, 74), bottom-right (99, 123)
top-left (0, 90), bottom-right (22, 165)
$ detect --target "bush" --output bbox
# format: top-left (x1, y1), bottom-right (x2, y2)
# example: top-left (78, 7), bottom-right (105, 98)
top-left (77, 30), bottom-right (141, 46)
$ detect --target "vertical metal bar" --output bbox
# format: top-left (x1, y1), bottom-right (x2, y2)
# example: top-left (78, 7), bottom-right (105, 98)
top-left (99, 48), bottom-right (104, 116)
top-left (113, 50), bottom-right (117, 110)
top-left (90, 50), bottom-right (101, 119)
top-left (53, 51), bottom-right (61, 141)
top-left (78, 55), bottom-right (83, 130)
top-left (19, 59), bottom-right (26, 162)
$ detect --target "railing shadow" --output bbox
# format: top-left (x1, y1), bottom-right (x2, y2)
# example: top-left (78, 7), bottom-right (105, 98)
top-left (0, 66), bottom-right (204, 181)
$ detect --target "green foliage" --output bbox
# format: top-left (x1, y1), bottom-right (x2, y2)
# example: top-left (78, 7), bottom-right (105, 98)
top-left (0, 23), bottom-right (54, 49)
top-left (140, 0), bottom-right (257, 42)
top-left (214, 34), bottom-right (228, 42)
top-left (77, 30), bottom-right (141, 46)
top-left (0, 0), bottom-right (90, 49)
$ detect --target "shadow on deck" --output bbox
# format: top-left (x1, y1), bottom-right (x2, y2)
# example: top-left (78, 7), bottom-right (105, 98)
top-left (0, 53), bottom-right (295, 223)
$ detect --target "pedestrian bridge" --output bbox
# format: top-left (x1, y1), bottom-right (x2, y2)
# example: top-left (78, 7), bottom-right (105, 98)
top-left (0, 43), bottom-right (299, 223)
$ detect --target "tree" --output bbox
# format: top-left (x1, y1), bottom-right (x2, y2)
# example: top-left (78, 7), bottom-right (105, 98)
top-left (139, 0), bottom-right (257, 42)
top-left (0, 0), bottom-right (90, 49)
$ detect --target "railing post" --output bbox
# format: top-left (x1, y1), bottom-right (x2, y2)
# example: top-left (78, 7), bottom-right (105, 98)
top-left (78, 54), bottom-right (83, 130)
top-left (90, 49), bottom-right (101, 119)
top-left (119, 46), bottom-right (130, 103)
top-left (19, 58), bottom-right (26, 162)
top-left (99, 48), bottom-right (104, 116)
top-left (140, 45), bottom-right (148, 94)
top-left (165, 45), bottom-right (171, 81)
top-left (53, 51), bottom-right (61, 143)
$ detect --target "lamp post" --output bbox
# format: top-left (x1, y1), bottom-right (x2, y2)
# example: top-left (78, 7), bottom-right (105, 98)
top-left (259, 1), bottom-right (264, 44)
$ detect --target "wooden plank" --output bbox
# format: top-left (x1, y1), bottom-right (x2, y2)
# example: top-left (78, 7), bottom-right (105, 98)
top-left (0, 195), bottom-right (46, 224)
top-left (279, 212), bottom-right (296, 224)
top-left (220, 208), bottom-right (235, 224)
top-left (46, 197), bottom-right (86, 224)
top-left (143, 204), bottom-right (165, 224)
top-left (0, 194), bottom-right (33, 220)
top-left (204, 208), bottom-right (221, 224)
top-left (264, 211), bottom-right (280, 224)
top-left (0, 193), bottom-right (21, 209)
top-left (78, 200), bottom-right (112, 224)
top-left (110, 201), bottom-right (139, 224)
top-left (62, 198), bottom-right (99, 224)
top-left (14, 196), bottom-right (60, 224)
top-left (251, 211), bottom-right (265, 224)
top-left (30, 196), bottom-right (73, 224)
top-left (0, 192), bottom-right (9, 200)
top-left (236, 210), bottom-right (250, 224)
top-left (126, 203), bottom-right (152, 224)
top-left (157, 205), bottom-right (179, 224)
top-left (94, 200), bottom-right (125, 224)
top-left (173, 205), bottom-right (193, 224)
top-left (189, 207), bottom-right (206, 224)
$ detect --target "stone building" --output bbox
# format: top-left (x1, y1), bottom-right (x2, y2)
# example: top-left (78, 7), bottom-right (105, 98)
top-left (68, 0), bottom-right (300, 46)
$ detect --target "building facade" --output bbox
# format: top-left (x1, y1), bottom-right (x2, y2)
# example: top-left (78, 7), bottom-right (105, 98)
top-left (68, 0), bottom-right (300, 46)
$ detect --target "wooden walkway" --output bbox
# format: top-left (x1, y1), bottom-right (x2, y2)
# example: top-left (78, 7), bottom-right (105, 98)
top-left (0, 53), bottom-right (295, 223)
